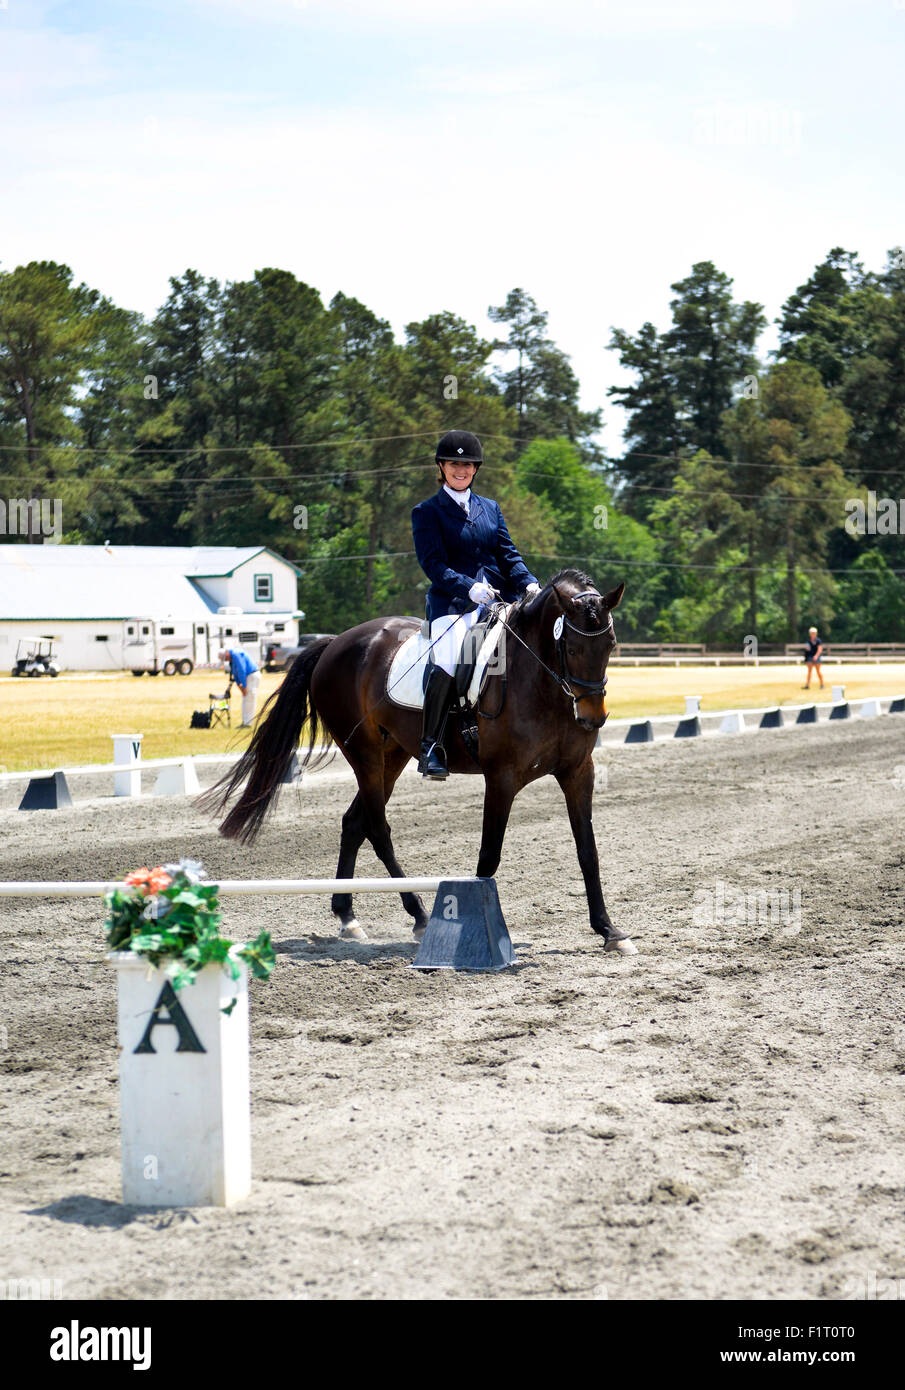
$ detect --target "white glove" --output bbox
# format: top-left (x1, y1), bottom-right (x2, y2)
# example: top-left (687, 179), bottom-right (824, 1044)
top-left (468, 581), bottom-right (496, 605)
top-left (524, 582), bottom-right (541, 596)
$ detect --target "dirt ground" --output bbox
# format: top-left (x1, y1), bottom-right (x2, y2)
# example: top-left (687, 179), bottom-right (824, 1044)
top-left (1, 715), bottom-right (904, 1301)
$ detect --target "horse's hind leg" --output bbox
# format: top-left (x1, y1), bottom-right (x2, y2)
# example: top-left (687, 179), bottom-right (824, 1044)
top-left (330, 741), bottom-right (427, 940)
top-left (366, 742), bottom-right (429, 937)
top-left (331, 793), bottom-right (369, 940)
top-left (378, 739), bottom-right (428, 934)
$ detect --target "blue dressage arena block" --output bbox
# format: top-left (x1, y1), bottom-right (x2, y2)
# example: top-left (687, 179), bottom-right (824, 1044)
top-left (18, 771), bottom-right (73, 811)
top-left (759, 708), bottom-right (784, 729)
top-left (889, 697), bottom-right (905, 714)
top-left (829, 701), bottom-right (851, 721)
top-left (625, 720), bottom-right (655, 744)
top-left (411, 878), bottom-right (516, 972)
top-left (674, 716), bottom-right (701, 738)
top-left (796, 705), bottom-right (817, 724)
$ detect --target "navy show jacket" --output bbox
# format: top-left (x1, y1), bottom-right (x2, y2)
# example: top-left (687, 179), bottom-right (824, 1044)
top-left (412, 487), bottom-right (538, 622)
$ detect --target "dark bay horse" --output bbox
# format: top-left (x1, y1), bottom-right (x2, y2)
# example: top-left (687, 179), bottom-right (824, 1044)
top-left (201, 568), bottom-right (636, 954)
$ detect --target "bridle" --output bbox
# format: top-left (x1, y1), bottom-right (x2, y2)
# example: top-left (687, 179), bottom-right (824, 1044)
top-left (555, 590), bottom-right (613, 701)
top-left (492, 584), bottom-right (614, 720)
top-left (551, 588), bottom-right (614, 721)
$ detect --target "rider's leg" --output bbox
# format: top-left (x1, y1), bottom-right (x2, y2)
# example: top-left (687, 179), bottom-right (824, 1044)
top-left (418, 663), bottom-right (455, 778)
top-left (418, 611), bottom-right (479, 779)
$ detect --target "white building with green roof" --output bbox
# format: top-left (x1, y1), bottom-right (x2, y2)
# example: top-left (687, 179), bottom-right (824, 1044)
top-left (0, 544), bottom-right (304, 673)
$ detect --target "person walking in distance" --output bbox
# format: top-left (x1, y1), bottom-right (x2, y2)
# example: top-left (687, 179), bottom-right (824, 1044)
top-left (803, 625), bottom-right (825, 689)
top-left (219, 647), bottom-right (261, 727)
top-left (411, 430), bottom-right (541, 780)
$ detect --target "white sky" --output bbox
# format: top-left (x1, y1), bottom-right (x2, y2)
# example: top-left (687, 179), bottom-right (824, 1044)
top-left (1, 0), bottom-right (902, 452)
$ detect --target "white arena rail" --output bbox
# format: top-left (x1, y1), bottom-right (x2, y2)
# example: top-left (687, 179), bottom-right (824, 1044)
top-left (601, 693), bottom-right (905, 730)
top-left (0, 752), bottom-right (242, 784)
top-left (0, 876), bottom-right (476, 897)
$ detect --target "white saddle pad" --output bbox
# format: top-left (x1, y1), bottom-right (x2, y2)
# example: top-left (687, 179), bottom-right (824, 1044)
top-left (386, 609), bottom-right (511, 710)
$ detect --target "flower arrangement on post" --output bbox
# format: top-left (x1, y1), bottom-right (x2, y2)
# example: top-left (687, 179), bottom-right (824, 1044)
top-left (104, 858), bottom-right (275, 1010)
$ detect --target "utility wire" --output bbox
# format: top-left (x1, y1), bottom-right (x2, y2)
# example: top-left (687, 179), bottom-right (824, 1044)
top-left (0, 464), bottom-right (868, 507)
top-left (0, 436), bottom-right (890, 483)
top-left (295, 548), bottom-right (905, 577)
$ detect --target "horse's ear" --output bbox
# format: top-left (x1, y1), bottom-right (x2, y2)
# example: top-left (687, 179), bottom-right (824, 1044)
top-left (521, 584), bottom-right (548, 617)
top-left (603, 581), bottom-right (625, 610)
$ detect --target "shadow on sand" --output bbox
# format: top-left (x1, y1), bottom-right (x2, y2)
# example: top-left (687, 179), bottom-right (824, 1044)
top-left (276, 936), bottom-right (418, 965)
top-left (26, 1195), bottom-right (204, 1228)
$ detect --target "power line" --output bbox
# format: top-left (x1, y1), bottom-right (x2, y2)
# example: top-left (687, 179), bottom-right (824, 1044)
top-left (0, 434), bottom-right (888, 484)
top-left (296, 547), bottom-right (905, 576)
top-left (0, 429), bottom-right (443, 457)
top-left (0, 464), bottom-right (867, 506)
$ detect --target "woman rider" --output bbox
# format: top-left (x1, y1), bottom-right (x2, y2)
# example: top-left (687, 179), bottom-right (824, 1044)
top-left (411, 430), bottom-right (541, 779)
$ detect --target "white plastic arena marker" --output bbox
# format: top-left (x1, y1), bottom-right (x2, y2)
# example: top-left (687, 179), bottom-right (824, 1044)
top-left (718, 711), bottom-right (745, 734)
top-left (153, 757), bottom-right (200, 796)
top-left (859, 698), bottom-right (882, 719)
top-left (832, 685), bottom-right (846, 704)
top-left (109, 953), bottom-right (251, 1207)
top-left (111, 734), bottom-right (143, 798)
top-left (281, 750), bottom-right (304, 784)
top-left (684, 695), bottom-right (702, 715)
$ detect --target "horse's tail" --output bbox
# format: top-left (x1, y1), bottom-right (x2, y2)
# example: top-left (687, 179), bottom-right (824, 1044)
top-left (197, 637), bottom-right (336, 844)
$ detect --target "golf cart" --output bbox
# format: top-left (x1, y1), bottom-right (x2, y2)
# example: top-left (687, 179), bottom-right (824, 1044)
top-left (11, 637), bottom-right (61, 677)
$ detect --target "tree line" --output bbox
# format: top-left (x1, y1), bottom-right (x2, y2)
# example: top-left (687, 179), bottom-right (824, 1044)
top-left (0, 250), bottom-right (903, 643)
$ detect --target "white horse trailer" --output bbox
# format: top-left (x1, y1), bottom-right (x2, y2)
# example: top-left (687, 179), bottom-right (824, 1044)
top-left (124, 611), bottom-right (301, 676)
top-left (124, 619), bottom-right (197, 676)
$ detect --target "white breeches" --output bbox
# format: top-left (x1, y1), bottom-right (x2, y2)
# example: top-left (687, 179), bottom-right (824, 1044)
top-left (429, 609), bottom-right (481, 677)
top-left (242, 669), bottom-right (261, 724)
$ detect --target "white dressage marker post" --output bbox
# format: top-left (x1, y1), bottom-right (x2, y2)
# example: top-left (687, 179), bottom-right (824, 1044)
top-left (684, 695), bottom-right (702, 715)
top-left (719, 711), bottom-right (745, 734)
top-left (832, 685), bottom-right (846, 704)
top-left (859, 698), bottom-right (882, 719)
top-left (111, 734), bottom-right (143, 798)
top-left (111, 951), bottom-right (251, 1208)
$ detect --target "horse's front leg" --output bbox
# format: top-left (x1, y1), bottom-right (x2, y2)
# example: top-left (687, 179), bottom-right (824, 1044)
top-left (556, 758), bottom-right (637, 954)
top-left (475, 771), bottom-right (517, 879)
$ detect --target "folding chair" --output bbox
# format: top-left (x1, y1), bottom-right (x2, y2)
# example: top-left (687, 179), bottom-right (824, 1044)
top-left (208, 682), bottom-right (232, 729)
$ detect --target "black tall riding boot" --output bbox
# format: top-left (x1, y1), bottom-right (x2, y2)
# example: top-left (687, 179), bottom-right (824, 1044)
top-left (418, 665), bottom-right (455, 779)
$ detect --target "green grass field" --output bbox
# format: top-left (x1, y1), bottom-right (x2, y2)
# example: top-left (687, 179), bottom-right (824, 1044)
top-left (1, 663), bottom-right (903, 773)
top-left (607, 662), bottom-right (905, 719)
top-left (0, 670), bottom-right (286, 772)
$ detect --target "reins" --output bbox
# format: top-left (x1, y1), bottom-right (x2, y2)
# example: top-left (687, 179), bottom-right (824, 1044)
top-left (491, 584), bottom-right (613, 708)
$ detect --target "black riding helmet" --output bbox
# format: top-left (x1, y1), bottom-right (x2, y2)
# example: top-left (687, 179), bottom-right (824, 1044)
top-left (436, 430), bottom-right (483, 469)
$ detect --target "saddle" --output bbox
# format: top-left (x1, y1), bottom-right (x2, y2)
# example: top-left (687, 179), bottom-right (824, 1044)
top-left (385, 606), bottom-right (511, 760)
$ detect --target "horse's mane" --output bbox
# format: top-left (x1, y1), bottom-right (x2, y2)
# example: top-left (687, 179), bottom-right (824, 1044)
top-left (547, 567), bottom-right (597, 592)
top-left (545, 568), bottom-right (611, 632)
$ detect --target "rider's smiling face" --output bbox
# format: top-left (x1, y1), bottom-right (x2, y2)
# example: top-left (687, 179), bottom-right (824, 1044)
top-left (440, 459), bottom-right (477, 490)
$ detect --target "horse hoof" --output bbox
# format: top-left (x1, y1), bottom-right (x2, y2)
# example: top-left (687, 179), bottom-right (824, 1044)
top-left (339, 920), bottom-right (368, 942)
top-left (605, 938), bottom-right (638, 955)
